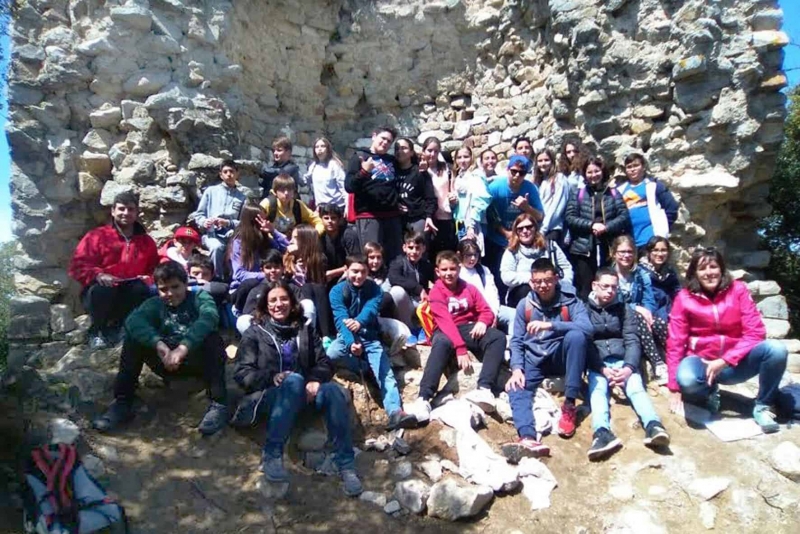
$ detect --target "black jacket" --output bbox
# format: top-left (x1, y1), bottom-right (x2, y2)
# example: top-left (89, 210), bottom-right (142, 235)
top-left (397, 164), bottom-right (437, 222)
top-left (388, 256), bottom-right (435, 299)
top-left (345, 150), bottom-right (401, 216)
top-left (565, 184), bottom-right (630, 257)
top-left (586, 295), bottom-right (641, 372)
top-left (320, 227), bottom-right (360, 273)
top-left (241, 279), bottom-right (303, 316)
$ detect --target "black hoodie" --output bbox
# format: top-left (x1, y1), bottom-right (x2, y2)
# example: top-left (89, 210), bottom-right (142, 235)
top-left (397, 164), bottom-right (437, 222)
top-left (345, 150), bottom-right (400, 218)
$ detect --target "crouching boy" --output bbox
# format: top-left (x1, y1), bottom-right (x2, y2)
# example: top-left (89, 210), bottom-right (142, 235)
top-left (585, 268), bottom-right (670, 460)
top-left (93, 261), bottom-right (229, 435)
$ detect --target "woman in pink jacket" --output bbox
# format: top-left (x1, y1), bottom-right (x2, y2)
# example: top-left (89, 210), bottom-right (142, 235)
top-left (666, 247), bottom-right (787, 433)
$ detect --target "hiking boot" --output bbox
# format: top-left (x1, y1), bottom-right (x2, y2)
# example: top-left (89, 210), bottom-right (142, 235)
top-left (464, 387), bottom-right (497, 414)
top-left (587, 428), bottom-right (622, 461)
top-left (89, 334), bottom-right (108, 351)
top-left (753, 404), bottom-right (780, 434)
top-left (262, 455), bottom-right (289, 482)
top-left (93, 399), bottom-right (135, 432)
top-left (406, 398), bottom-right (431, 424)
top-left (341, 469), bottom-right (363, 497)
top-left (643, 421), bottom-right (671, 448)
top-left (198, 401), bottom-right (229, 436)
top-left (386, 410), bottom-right (418, 431)
top-left (706, 388), bottom-right (722, 414)
top-left (501, 437), bottom-right (550, 464)
top-left (558, 403), bottom-right (578, 438)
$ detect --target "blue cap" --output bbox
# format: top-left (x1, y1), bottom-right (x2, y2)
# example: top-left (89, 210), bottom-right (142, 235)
top-left (507, 155), bottom-right (531, 173)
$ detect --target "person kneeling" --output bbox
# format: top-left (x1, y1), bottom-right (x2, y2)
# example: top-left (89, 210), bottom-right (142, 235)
top-left (586, 268), bottom-right (670, 461)
top-left (327, 255), bottom-right (417, 431)
top-left (232, 282), bottom-right (362, 496)
top-left (93, 261), bottom-right (229, 435)
top-left (502, 258), bottom-right (593, 462)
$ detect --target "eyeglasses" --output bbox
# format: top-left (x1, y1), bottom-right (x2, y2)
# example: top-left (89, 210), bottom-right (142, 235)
top-left (508, 169), bottom-right (526, 176)
top-left (516, 225), bottom-right (535, 233)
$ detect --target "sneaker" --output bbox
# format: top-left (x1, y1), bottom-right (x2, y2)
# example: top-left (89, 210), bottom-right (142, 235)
top-left (464, 387), bottom-right (497, 414)
top-left (587, 428), bottom-right (622, 461)
top-left (322, 336), bottom-right (334, 352)
top-left (501, 437), bottom-right (550, 464)
top-left (405, 398), bottom-right (431, 424)
top-left (263, 455), bottom-right (289, 482)
top-left (753, 404), bottom-right (780, 434)
top-left (416, 329), bottom-right (430, 346)
top-left (643, 421), bottom-right (671, 447)
top-left (386, 410), bottom-right (418, 431)
top-left (89, 334), bottom-right (108, 351)
top-left (341, 469), bottom-right (363, 497)
top-left (653, 362), bottom-right (668, 385)
top-left (102, 327), bottom-right (124, 346)
top-left (92, 399), bottom-right (135, 432)
top-left (198, 401), bottom-right (229, 436)
top-left (558, 403), bottom-right (578, 438)
top-left (406, 329), bottom-right (419, 347)
top-left (495, 392), bottom-right (513, 422)
top-left (706, 389), bottom-right (722, 414)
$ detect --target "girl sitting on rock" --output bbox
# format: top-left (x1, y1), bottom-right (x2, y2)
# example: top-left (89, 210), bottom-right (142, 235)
top-left (639, 236), bottom-right (681, 324)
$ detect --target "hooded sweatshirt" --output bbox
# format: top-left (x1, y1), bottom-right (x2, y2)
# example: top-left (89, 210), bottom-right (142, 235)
top-left (397, 163), bottom-right (437, 222)
top-left (586, 292), bottom-right (641, 372)
top-left (190, 182), bottom-right (246, 239)
top-left (345, 150), bottom-right (400, 218)
top-left (329, 278), bottom-right (383, 349)
top-left (428, 279), bottom-right (495, 356)
top-left (538, 174), bottom-right (570, 235)
top-left (499, 242), bottom-right (574, 288)
top-left (305, 159), bottom-right (347, 210)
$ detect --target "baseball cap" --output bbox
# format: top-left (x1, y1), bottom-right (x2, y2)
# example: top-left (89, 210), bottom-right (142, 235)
top-left (174, 226), bottom-right (201, 245)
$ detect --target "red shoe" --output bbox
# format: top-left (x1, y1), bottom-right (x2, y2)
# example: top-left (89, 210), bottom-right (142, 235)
top-left (501, 437), bottom-right (550, 464)
top-left (558, 403), bottom-right (577, 438)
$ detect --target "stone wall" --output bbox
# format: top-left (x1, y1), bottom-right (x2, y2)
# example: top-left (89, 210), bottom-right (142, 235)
top-left (5, 0), bottom-right (792, 351)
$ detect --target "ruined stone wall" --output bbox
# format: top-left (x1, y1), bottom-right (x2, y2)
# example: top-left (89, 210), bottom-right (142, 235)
top-left (5, 0), bottom-right (791, 349)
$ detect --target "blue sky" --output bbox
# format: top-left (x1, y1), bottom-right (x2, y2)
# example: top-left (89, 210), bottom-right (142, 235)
top-left (0, 6), bottom-right (799, 243)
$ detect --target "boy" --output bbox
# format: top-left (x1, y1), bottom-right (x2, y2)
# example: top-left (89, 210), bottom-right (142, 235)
top-left (502, 258), bottom-right (592, 462)
top-left (586, 268), bottom-right (670, 460)
top-left (69, 191), bottom-right (159, 350)
top-left (328, 255), bottom-right (417, 431)
top-left (260, 174), bottom-right (324, 236)
top-left (405, 251), bottom-right (507, 422)
top-left (319, 203), bottom-right (360, 286)
top-left (190, 159), bottom-right (246, 278)
top-left (92, 261), bottom-right (229, 436)
top-left (388, 231), bottom-right (435, 338)
top-left (159, 226), bottom-right (201, 269)
top-left (260, 137), bottom-right (309, 203)
top-left (186, 255), bottom-right (230, 309)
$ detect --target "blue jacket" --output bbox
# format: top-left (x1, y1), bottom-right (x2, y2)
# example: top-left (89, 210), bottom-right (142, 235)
top-left (329, 279), bottom-right (383, 348)
top-left (616, 265), bottom-right (656, 313)
top-left (510, 283), bottom-right (593, 371)
top-left (640, 261), bottom-right (681, 321)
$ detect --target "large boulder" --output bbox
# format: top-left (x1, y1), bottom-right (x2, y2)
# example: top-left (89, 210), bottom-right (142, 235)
top-left (426, 478), bottom-right (494, 521)
top-left (9, 296), bottom-right (51, 340)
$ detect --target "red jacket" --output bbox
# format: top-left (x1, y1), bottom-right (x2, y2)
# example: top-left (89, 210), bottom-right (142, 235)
top-left (428, 279), bottom-right (495, 356)
top-left (666, 280), bottom-right (765, 391)
top-left (69, 222), bottom-right (159, 288)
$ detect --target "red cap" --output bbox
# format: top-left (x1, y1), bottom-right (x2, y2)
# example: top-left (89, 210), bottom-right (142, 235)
top-left (174, 226), bottom-right (201, 245)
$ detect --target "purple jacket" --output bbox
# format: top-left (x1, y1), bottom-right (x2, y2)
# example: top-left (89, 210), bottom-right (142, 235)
top-left (229, 231), bottom-right (289, 290)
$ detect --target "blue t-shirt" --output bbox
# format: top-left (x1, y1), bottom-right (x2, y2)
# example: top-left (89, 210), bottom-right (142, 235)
top-left (485, 179), bottom-right (544, 247)
top-left (618, 181), bottom-right (651, 247)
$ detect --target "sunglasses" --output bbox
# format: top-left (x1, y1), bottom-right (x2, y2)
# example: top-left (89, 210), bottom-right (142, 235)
top-left (508, 169), bottom-right (526, 176)
top-left (516, 225), bottom-right (535, 233)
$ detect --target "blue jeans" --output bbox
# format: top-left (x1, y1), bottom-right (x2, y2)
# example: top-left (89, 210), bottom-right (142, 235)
top-left (202, 234), bottom-right (228, 281)
top-left (588, 358), bottom-right (660, 433)
top-left (496, 305), bottom-right (516, 337)
top-left (262, 373), bottom-right (355, 471)
top-left (327, 337), bottom-right (402, 415)
top-left (676, 340), bottom-right (788, 407)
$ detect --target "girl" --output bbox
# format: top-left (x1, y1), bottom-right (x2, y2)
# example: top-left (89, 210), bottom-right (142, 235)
top-left (565, 157), bottom-right (631, 300)
top-left (477, 148), bottom-right (499, 184)
top-left (500, 213), bottom-right (573, 309)
top-left (558, 137), bottom-right (590, 193)
top-left (452, 146), bottom-right (490, 251)
top-left (395, 137), bottom-right (437, 236)
top-left (305, 137), bottom-right (346, 212)
top-left (610, 235), bottom-right (666, 380)
top-left (667, 247), bottom-right (787, 433)
top-left (532, 148), bottom-right (569, 247)
top-left (423, 137), bottom-right (458, 259)
top-left (616, 153), bottom-right (679, 251)
top-left (639, 236), bottom-right (681, 323)
top-left (232, 281), bottom-right (363, 495)
top-left (458, 239), bottom-right (515, 335)
top-left (228, 202), bottom-right (289, 313)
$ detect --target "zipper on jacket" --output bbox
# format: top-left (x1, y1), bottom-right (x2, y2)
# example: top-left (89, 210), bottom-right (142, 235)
top-left (710, 302), bottom-right (725, 359)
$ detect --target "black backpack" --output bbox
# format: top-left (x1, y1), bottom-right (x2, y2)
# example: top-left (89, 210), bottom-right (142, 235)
top-left (776, 384), bottom-right (800, 420)
top-left (265, 194), bottom-right (302, 225)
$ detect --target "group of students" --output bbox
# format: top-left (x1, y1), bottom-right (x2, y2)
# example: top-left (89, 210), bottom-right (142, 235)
top-left (67, 128), bottom-right (788, 498)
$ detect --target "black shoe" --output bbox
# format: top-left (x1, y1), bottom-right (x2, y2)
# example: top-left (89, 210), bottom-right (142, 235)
top-left (587, 428), bottom-right (622, 461)
top-left (198, 401), bottom-right (229, 436)
top-left (643, 421), bottom-right (670, 448)
top-left (386, 410), bottom-right (418, 431)
top-left (93, 399), bottom-right (135, 432)
top-left (102, 326), bottom-right (124, 346)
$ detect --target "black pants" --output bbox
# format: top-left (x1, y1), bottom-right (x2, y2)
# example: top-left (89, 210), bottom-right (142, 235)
top-left (427, 219), bottom-right (458, 262)
top-left (114, 332), bottom-right (227, 404)
top-left (572, 243), bottom-right (609, 300)
top-left (302, 283), bottom-right (335, 338)
top-left (82, 281), bottom-right (152, 334)
top-left (232, 278), bottom-right (261, 313)
top-left (506, 284), bottom-right (531, 309)
top-left (380, 292), bottom-right (396, 318)
top-left (419, 323), bottom-right (507, 400)
top-left (484, 239), bottom-right (507, 303)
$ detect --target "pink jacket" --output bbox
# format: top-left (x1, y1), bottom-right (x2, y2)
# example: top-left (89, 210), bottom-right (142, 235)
top-left (428, 279), bottom-right (495, 356)
top-left (666, 280), bottom-right (765, 391)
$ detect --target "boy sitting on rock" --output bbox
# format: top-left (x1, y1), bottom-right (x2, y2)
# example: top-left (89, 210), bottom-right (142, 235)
top-left (388, 231), bottom-right (435, 343)
top-left (93, 261), bottom-right (229, 436)
top-left (260, 174), bottom-right (324, 236)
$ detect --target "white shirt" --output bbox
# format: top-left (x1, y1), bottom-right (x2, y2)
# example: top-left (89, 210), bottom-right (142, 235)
top-left (459, 265), bottom-right (500, 313)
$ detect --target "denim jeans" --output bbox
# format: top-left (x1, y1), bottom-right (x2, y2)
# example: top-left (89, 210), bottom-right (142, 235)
top-left (496, 305), bottom-right (517, 338)
top-left (262, 373), bottom-right (355, 471)
top-left (202, 234), bottom-right (228, 282)
top-left (588, 358), bottom-right (660, 432)
top-left (327, 337), bottom-right (402, 415)
top-left (676, 340), bottom-right (788, 407)
top-left (389, 286), bottom-right (420, 327)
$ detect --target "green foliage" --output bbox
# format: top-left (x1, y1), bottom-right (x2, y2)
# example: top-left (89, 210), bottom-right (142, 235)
top-left (0, 241), bottom-right (15, 370)
top-left (762, 86), bottom-right (800, 333)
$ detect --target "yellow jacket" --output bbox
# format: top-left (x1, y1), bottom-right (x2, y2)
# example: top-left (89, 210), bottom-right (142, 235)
top-left (259, 195), bottom-right (324, 235)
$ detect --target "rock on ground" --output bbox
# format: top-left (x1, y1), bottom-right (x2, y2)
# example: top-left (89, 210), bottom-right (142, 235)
top-left (426, 478), bottom-right (494, 521)
top-left (394, 478), bottom-right (430, 514)
top-left (769, 441), bottom-right (800, 482)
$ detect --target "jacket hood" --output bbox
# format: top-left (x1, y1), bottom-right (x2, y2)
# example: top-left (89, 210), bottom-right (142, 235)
top-left (587, 291), bottom-right (622, 310)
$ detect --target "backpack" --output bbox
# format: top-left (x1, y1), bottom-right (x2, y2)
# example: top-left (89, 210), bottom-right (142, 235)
top-left (546, 240), bottom-right (565, 279)
top-left (776, 384), bottom-right (800, 420)
top-left (265, 195), bottom-right (302, 226)
top-left (523, 300), bottom-right (570, 324)
top-left (577, 185), bottom-right (619, 204)
top-left (22, 443), bottom-right (127, 534)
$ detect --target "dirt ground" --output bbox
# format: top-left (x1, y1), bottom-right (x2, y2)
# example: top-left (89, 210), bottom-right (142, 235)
top-left (1, 348), bottom-right (799, 534)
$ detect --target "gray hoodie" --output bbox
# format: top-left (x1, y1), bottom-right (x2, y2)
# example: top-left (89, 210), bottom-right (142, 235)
top-left (499, 241), bottom-right (574, 287)
top-left (190, 182), bottom-right (246, 239)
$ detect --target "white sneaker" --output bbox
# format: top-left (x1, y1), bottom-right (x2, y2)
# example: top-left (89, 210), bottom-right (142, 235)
top-left (654, 363), bottom-right (668, 385)
top-left (464, 387), bottom-right (496, 414)
top-left (406, 398), bottom-right (432, 423)
top-left (495, 392), bottom-right (513, 422)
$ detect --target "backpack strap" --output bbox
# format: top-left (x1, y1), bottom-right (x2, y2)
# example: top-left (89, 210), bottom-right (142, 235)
top-left (292, 199), bottom-right (302, 225)
top-left (578, 186), bottom-right (585, 204)
top-left (297, 327), bottom-right (309, 364)
top-left (560, 305), bottom-right (570, 322)
top-left (478, 266), bottom-right (486, 289)
top-left (524, 299), bottom-right (533, 323)
top-left (266, 196), bottom-right (277, 222)
top-left (30, 444), bottom-right (79, 529)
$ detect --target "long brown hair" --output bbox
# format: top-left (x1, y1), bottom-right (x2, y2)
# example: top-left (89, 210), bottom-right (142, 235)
top-left (533, 148), bottom-right (557, 194)
top-left (286, 224), bottom-right (326, 284)
top-left (507, 213), bottom-right (546, 253)
top-left (558, 137), bottom-right (590, 175)
top-left (252, 281), bottom-right (304, 326)
top-left (228, 202), bottom-right (270, 271)
top-left (312, 136), bottom-right (343, 167)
